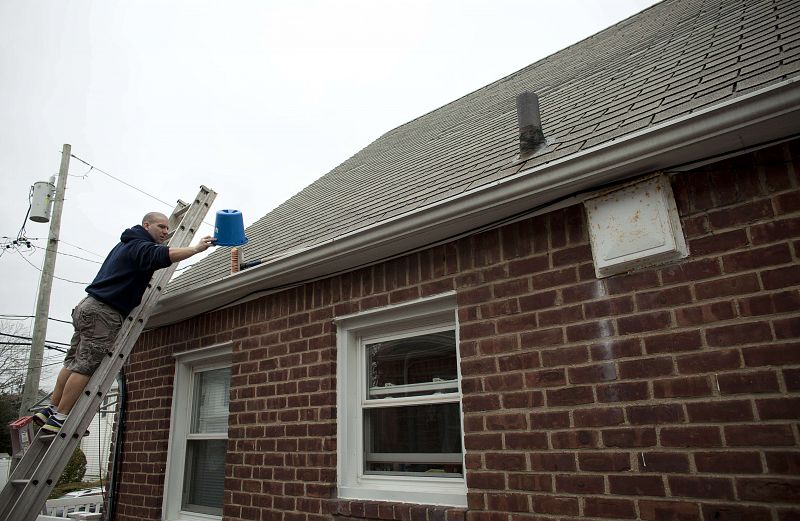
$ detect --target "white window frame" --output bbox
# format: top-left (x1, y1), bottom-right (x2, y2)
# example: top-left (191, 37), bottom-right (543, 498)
top-left (335, 292), bottom-right (466, 507)
top-left (162, 343), bottom-right (232, 521)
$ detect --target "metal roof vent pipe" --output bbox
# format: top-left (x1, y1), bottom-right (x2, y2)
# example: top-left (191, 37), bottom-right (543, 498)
top-left (516, 91), bottom-right (546, 160)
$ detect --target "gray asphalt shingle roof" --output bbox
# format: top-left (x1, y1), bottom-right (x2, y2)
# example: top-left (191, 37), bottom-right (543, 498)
top-left (168, 0), bottom-right (800, 295)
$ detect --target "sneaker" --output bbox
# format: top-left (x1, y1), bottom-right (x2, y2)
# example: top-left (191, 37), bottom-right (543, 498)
top-left (41, 415), bottom-right (65, 434)
top-left (39, 415), bottom-right (90, 437)
top-left (31, 404), bottom-right (53, 426)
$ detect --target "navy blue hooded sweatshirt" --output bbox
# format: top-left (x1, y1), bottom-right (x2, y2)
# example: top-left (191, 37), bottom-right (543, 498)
top-left (86, 225), bottom-right (172, 316)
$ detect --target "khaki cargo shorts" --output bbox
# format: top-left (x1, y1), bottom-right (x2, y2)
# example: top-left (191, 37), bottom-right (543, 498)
top-left (64, 296), bottom-right (123, 376)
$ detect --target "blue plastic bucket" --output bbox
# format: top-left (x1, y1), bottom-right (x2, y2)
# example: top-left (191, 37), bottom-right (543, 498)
top-left (213, 209), bottom-right (248, 246)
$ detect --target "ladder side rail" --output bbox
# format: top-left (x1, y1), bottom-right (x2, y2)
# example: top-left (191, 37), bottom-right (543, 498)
top-left (0, 187), bottom-right (215, 521)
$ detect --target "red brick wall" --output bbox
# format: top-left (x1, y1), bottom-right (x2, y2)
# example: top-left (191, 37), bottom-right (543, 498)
top-left (114, 139), bottom-right (800, 521)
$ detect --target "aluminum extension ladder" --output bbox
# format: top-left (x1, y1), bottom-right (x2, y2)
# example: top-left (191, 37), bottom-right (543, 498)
top-left (0, 186), bottom-right (216, 521)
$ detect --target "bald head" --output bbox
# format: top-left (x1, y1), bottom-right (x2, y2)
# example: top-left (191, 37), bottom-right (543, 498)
top-left (141, 212), bottom-right (170, 244)
top-left (142, 212), bottom-right (168, 226)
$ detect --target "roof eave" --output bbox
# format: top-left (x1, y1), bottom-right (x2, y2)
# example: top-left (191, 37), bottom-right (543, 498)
top-left (149, 78), bottom-right (800, 328)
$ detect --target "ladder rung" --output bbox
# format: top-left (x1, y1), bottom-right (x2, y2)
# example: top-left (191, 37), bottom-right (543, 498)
top-left (38, 430), bottom-right (89, 441)
top-left (11, 480), bottom-right (29, 486)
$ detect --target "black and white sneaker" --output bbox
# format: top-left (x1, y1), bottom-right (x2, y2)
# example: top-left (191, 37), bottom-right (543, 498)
top-left (31, 404), bottom-right (53, 427)
top-left (41, 415), bottom-right (65, 434)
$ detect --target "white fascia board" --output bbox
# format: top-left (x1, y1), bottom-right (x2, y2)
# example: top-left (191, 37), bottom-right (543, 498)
top-left (149, 78), bottom-right (800, 328)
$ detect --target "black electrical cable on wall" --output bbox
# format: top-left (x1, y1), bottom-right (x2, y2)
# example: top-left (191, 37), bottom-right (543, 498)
top-left (106, 370), bottom-right (127, 521)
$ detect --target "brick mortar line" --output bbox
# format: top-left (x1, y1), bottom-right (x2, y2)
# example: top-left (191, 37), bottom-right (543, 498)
top-left (453, 269), bottom-right (799, 315)
top-left (456, 316), bottom-right (790, 345)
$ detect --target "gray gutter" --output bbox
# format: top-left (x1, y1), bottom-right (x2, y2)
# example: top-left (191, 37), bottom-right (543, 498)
top-left (149, 78), bottom-right (800, 328)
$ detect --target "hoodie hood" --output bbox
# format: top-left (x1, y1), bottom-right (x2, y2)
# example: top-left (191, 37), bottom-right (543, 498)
top-left (121, 224), bottom-right (155, 244)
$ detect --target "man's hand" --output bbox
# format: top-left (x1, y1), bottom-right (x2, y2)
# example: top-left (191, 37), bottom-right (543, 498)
top-left (194, 235), bottom-right (215, 254)
top-left (169, 235), bottom-right (216, 263)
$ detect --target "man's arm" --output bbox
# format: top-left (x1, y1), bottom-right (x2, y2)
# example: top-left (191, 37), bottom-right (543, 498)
top-left (169, 235), bottom-right (215, 263)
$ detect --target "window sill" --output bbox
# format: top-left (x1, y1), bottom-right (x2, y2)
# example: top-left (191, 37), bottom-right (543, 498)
top-left (334, 499), bottom-right (466, 521)
top-left (338, 473), bottom-right (466, 508)
top-left (164, 510), bottom-right (221, 521)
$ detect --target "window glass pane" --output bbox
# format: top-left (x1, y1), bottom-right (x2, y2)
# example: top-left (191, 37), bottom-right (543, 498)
top-left (190, 367), bottom-right (231, 433)
top-left (366, 331), bottom-right (457, 399)
top-left (182, 439), bottom-right (227, 515)
top-left (364, 403), bottom-right (463, 477)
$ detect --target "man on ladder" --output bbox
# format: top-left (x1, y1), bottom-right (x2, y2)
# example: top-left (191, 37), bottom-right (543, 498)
top-left (31, 211), bottom-right (214, 433)
top-left (2, 186), bottom-right (216, 521)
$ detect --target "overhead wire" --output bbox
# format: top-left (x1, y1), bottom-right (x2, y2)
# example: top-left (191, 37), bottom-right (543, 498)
top-left (0, 186), bottom-right (36, 258)
top-left (4, 237), bottom-right (103, 265)
top-left (70, 153), bottom-right (174, 208)
top-left (68, 152), bottom-right (215, 228)
top-left (69, 165), bottom-right (93, 179)
top-left (57, 238), bottom-right (104, 259)
top-left (1, 360), bottom-right (66, 371)
top-left (0, 315), bottom-right (31, 321)
top-left (39, 243), bottom-right (102, 264)
top-left (0, 342), bottom-right (67, 353)
top-left (14, 248), bottom-right (89, 285)
top-left (1, 330), bottom-right (69, 388)
top-left (1, 333), bottom-right (71, 346)
top-left (17, 185), bottom-right (34, 243)
top-left (0, 314), bottom-right (72, 324)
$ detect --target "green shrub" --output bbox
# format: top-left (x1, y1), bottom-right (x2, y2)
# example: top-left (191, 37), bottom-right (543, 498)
top-left (57, 447), bottom-right (87, 485)
top-left (48, 479), bottom-right (104, 500)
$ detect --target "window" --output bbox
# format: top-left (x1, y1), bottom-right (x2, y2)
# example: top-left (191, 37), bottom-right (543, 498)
top-left (163, 344), bottom-right (231, 521)
top-left (336, 293), bottom-right (466, 506)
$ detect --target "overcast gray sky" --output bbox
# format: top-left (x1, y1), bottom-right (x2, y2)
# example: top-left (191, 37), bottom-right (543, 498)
top-left (0, 0), bottom-right (659, 388)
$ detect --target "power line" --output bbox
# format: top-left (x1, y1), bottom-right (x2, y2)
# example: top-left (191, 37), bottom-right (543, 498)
top-left (69, 165), bottom-right (93, 179)
top-left (0, 342), bottom-right (67, 353)
top-left (12, 185), bottom-right (35, 248)
top-left (67, 153), bottom-right (215, 228)
top-left (0, 314), bottom-right (72, 325)
top-left (69, 153), bottom-right (173, 208)
top-left (5, 235), bottom-right (105, 259)
top-left (3, 236), bottom-right (103, 264)
top-left (1, 333), bottom-right (71, 346)
top-left (14, 248), bottom-right (89, 285)
top-left (41, 244), bottom-right (102, 264)
top-left (57, 238), bottom-right (105, 258)
top-left (2, 360), bottom-right (66, 371)
top-left (5, 238), bottom-right (103, 265)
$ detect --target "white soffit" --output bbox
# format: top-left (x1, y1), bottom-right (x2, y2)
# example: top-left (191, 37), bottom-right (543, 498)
top-left (585, 173), bottom-right (688, 278)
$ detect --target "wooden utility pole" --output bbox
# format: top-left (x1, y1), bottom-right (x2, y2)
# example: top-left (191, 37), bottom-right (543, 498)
top-left (19, 144), bottom-right (71, 416)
